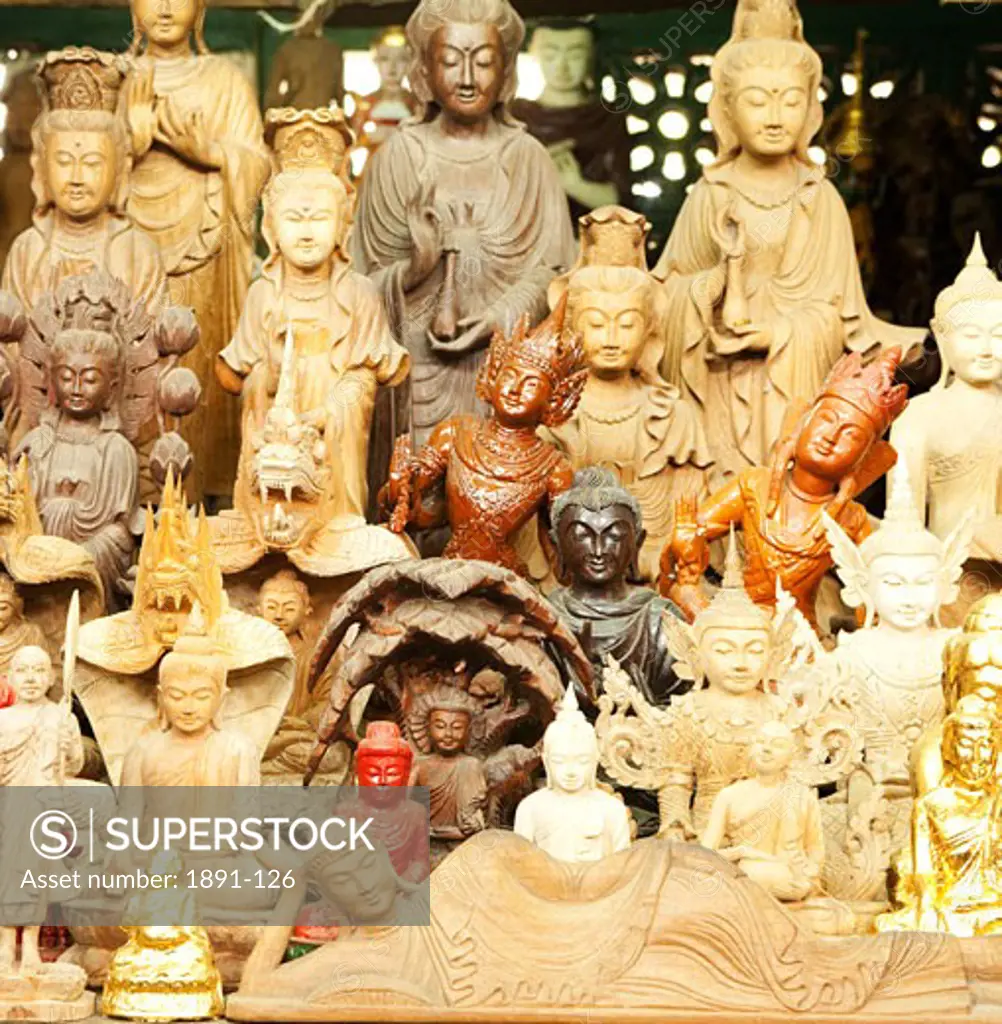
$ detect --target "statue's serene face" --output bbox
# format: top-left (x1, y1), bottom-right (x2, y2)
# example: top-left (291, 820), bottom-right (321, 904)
top-left (544, 732), bottom-right (596, 794)
top-left (730, 64), bottom-right (810, 160)
top-left (750, 725), bottom-right (795, 778)
top-left (700, 625), bottom-right (770, 695)
top-left (158, 664), bottom-right (222, 735)
top-left (937, 302), bottom-right (1002, 385)
top-left (794, 396), bottom-right (874, 483)
top-left (44, 128), bottom-right (117, 220)
top-left (316, 845), bottom-right (399, 923)
top-left (356, 750), bottom-right (411, 788)
top-left (10, 646), bottom-right (50, 704)
top-left (133, 0), bottom-right (198, 47)
top-left (428, 22), bottom-right (505, 124)
top-left (375, 42), bottom-right (410, 91)
top-left (493, 359), bottom-right (552, 428)
top-left (558, 504), bottom-right (637, 588)
top-left (274, 182), bottom-right (343, 272)
top-left (428, 708), bottom-right (470, 756)
top-left (0, 589), bottom-right (20, 633)
top-left (867, 553), bottom-right (941, 632)
top-left (259, 581), bottom-right (309, 636)
top-left (947, 718), bottom-right (996, 786)
top-left (574, 291), bottom-right (647, 378)
top-left (532, 26), bottom-right (594, 94)
top-left (52, 345), bottom-right (115, 419)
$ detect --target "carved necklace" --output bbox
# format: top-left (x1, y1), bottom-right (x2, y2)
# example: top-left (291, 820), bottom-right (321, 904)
top-left (730, 180), bottom-right (801, 211)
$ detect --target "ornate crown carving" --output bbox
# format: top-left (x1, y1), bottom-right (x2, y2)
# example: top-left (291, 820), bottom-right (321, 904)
top-left (265, 106), bottom-right (354, 176)
top-left (577, 206), bottom-right (650, 270)
top-left (38, 46), bottom-right (126, 114)
top-left (486, 294), bottom-right (583, 389)
top-left (933, 233), bottom-right (1002, 326)
top-left (731, 0), bottom-right (805, 44)
top-left (818, 347), bottom-right (908, 436)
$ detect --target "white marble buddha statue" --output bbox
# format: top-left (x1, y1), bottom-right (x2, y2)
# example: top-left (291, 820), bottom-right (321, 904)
top-left (891, 234), bottom-right (1002, 566)
top-left (514, 684), bottom-right (631, 863)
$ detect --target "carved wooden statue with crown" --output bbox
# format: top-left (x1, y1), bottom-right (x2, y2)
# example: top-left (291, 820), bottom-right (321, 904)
top-left (0, 269), bottom-right (200, 602)
top-left (653, 0), bottom-right (923, 481)
top-left (659, 347), bottom-right (909, 636)
top-left (892, 234), bottom-right (1002, 624)
top-left (537, 207), bottom-right (710, 581)
top-left (123, 0), bottom-right (270, 499)
top-left (212, 107), bottom-right (414, 584)
top-left (380, 299), bottom-right (585, 577)
top-left (2, 47), bottom-right (165, 317)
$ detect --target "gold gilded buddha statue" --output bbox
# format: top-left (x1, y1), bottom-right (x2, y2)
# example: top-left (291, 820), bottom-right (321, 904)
top-left (877, 695), bottom-right (1002, 937)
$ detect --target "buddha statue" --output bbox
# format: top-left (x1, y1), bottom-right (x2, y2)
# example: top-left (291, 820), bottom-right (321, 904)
top-left (659, 348), bottom-right (909, 635)
top-left (213, 106), bottom-right (413, 579)
top-left (124, 0), bottom-right (270, 499)
top-left (2, 48), bottom-right (165, 315)
top-left (0, 572), bottom-right (46, 683)
top-left (653, 0), bottom-right (924, 481)
top-left (0, 69), bottom-right (41, 276)
top-left (820, 459), bottom-right (971, 793)
top-left (877, 695), bottom-right (1002, 937)
top-left (408, 685), bottom-right (488, 856)
top-left (7, 270), bottom-right (200, 600)
top-left (348, 26), bottom-right (417, 168)
top-left (261, 1), bottom-right (344, 113)
top-left (891, 235), bottom-right (1002, 614)
top-left (548, 467), bottom-right (690, 707)
top-left (510, 20), bottom-right (631, 224)
top-left (701, 720), bottom-right (824, 902)
top-left (352, 0), bottom-right (576, 464)
top-left (381, 298), bottom-right (585, 576)
top-left (74, 470), bottom-right (294, 785)
top-left (120, 604), bottom-right (261, 786)
top-left (514, 684), bottom-right (631, 863)
top-left (543, 208), bottom-right (711, 577)
top-left (102, 855), bottom-right (223, 1021)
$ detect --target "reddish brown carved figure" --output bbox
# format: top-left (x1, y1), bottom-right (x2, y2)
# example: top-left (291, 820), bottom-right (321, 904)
top-left (659, 348), bottom-right (909, 633)
top-left (381, 296), bottom-right (586, 575)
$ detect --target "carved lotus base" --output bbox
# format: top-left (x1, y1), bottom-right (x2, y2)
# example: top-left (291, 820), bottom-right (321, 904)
top-left (0, 962), bottom-right (93, 1020)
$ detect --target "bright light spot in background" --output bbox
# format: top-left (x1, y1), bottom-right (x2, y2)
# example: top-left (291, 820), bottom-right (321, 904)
top-left (979, 116), bottom-right (998, 133)
top-left (690, 54), bottom-right (713, 67)
top-left (694, 80), bottom-right (713, 104)
top-left (662, 151), bottom-right (686, 181)
top-left (686, 183), bottom-right (695, 194)
top-left (695, 146), bottom-right (715, 167)
top-left (632, 180), bottom-right (662, 199)
top-left (627, 115), bottom-right (649, 135)
top-left (350, 147), bottom-right (369, 176)
top-left (0, 106), bottom-right (8, 133)
top-left (343, 94), bottom-right (356, 117)
top-left (870, 79), bottom-right (894, 99)
top-left (5, 50), bottom-right (16, 61)
top-left (841, 72), bottom-right (858, 97)
top-left (700, 117), bottom-right (712, 132)
top-left (343, 50), bottom-right (381, 97)
top-left (515, 53), bottom-right (544, 100)
top-left (817, 86), bottom-right (828, 103)
top-left (0, 66), bottom-right (7, 93)
top-left (628, 76), bottom-right (657, 106)
top-left (664, 70), bottom-right (686, 98)
top-left (278, 79), bottom-right (289, 96)
top-left (657, 110), bottom-right (689, 140)
top-left (602, 76), bottom-right (616, 104)
top-left (808, 146), bottom-right (827, 166)
top-left (630, 145), bottom-right (655, 171)
top-left (983, 145), bottom-right (1002, 169)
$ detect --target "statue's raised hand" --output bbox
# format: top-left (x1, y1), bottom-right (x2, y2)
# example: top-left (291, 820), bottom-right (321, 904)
top-left (667, 496), bottom-right (709, 585)
top-left (125, 65), bottom-right (157, 158)
top-left (404, 184), bottom-right (443, 292)
top-left (155, 98), bottom-right (222, 170)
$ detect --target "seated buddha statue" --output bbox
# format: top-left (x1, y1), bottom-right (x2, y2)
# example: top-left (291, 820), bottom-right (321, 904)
top-left (514, 684), bottom-right (631, 863)
top-left (0, 571), bottom-right (46, 683)
top-left (701, 720), bottom-right (824, 902)
top-left (877, 695), bottom-right (1002, 937)
top-left (214, 106), bottom-right (413, 578)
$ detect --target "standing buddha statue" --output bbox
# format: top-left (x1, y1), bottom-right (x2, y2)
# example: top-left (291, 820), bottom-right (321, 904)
top-left (891, 234), bottom-right (1002, 619)
top-left (510, 20), bottom-right (631, 224)
top-left (352, 0), bottom-right (575, 459)
top-left (3, 47), bottom-right (165, 315)
top-left (659, 348), bottom-right (909, 635)
top-left (214, 106), bottom-right (413, 578)
top-left (124, 0), bottom-right (270, 498)
top-left (380, 298), bottom-right (585, 576)
top-left (653, 0), bottom-right (923, 481)
top-left (544, 207), bottom-right (711, 579)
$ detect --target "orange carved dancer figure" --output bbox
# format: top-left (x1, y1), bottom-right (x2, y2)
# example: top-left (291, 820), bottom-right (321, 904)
top-left (381, 295), bottom-right (586, 576)
top-left (659, 348), bottom-right (909, 634)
